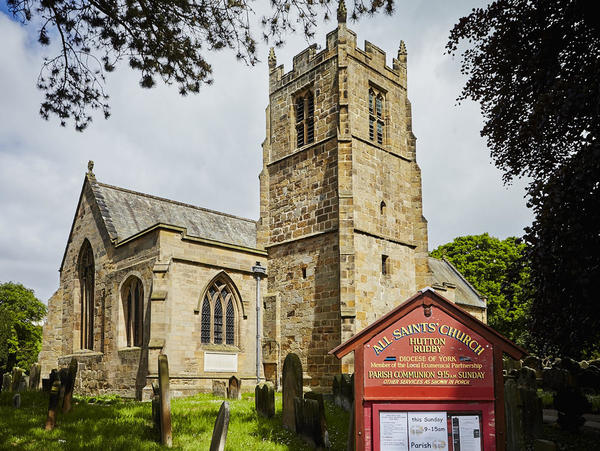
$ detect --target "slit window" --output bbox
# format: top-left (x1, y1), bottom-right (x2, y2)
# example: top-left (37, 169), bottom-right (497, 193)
top-left (382, 255), bottom-right (390, 275)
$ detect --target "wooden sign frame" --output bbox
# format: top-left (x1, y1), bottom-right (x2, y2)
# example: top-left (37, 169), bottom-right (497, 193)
top-left (329, 288), bottom-right (526, 451)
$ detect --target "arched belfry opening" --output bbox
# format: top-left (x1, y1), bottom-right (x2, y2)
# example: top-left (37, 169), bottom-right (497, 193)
top-left (78, 239), bottom-right (95, 350)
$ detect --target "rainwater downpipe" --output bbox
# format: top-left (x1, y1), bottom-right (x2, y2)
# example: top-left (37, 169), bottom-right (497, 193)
top-left (252, 261), bottom-right (266, 383)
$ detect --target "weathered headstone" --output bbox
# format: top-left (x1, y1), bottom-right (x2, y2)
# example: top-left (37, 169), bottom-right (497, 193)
top-left (332, 374), bottom-right (342, 407)
top-left (255, 382), bottom-right (275, 418)
top-left (340, 373), bottom-right (353, 411)
top-left (209, 401), bottom-right (230, 451)
top-left (29, 363), bottom-right (41, 390)
top-left (282, 353), bottom-right (303, 431)
top-left (212, 380), bottom-right (227, 398)
top-left (12, 393), bottom-right (21, 409)
top-left (58, 367), bottom-right (69, 409)
top-left (554, 386), bottom-right (590, 432)
top-left (304, 392), bottom-right (330, 448)
top-left (10, 367), bottom-right (23, 392)
top-left (45, 380), bottom-right (61, 430)
top-left (2, 373), bottom-right (12, 392)
top-left (151, 382), bottom-right (161, 433)
top-left (41, 378), bottom-right (51, 392)
top-left (62, 358), bottom-right (78, 413)
top-left (227, 375), bottom-right (241, 400)
top-left (158, 354), bottom-right (173, 447)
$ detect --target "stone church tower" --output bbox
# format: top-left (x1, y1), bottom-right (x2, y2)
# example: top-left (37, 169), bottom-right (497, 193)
top-left (258, 4), bottom-right (432, 389)
top-left (38, 3), bottom-right (486, 398)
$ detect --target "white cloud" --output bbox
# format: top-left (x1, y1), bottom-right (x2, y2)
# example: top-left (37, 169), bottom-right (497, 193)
top-left (0, 1), bottom-right (532, 303)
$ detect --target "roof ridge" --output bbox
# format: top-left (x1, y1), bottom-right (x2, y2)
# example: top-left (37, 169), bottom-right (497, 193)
top-left (96, 181), bottom-right (258, 224)
top-left (439, 256), bottom-right (484, 299)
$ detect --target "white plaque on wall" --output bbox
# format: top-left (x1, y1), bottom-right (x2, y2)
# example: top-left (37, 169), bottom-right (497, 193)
top-left (204, 352), bottom-right (238, 372)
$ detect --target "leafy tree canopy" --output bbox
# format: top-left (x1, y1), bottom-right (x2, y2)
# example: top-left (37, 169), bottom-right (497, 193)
top-left (7, 0), bottom-right (392, 131)
top-left (430, 234), bottom-right (530, 346)
top-left (0, 282), bottom-right (47, 373)
top-left (448, 0), bottom-right (600, 359)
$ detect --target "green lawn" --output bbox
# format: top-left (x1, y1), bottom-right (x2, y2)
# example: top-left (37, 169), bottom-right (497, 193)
top-left (0, 391), bottom-right (350, 450)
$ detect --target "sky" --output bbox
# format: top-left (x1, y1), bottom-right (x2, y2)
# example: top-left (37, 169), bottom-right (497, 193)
top-left (0, 0), bottom-right (533, 303)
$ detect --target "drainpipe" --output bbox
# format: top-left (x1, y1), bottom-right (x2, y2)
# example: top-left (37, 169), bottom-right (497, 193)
top-left (252, 261), bottom-right (266, 383)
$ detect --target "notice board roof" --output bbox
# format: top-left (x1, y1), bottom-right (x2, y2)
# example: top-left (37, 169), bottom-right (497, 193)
top-left (329, 287), bottom-right (526, 361)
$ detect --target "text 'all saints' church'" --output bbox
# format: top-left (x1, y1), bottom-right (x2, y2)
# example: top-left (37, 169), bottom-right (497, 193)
top-left (39, 5), bottom-right (486, 399)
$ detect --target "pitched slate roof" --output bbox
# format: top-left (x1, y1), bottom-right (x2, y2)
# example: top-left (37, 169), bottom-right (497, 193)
top-left (89, 176), bottom-right (258, 249)
top-left (428, 257), bottom-right (486, 309)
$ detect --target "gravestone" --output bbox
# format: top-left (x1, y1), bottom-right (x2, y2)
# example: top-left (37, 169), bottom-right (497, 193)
top-left (29, 363), bottom-right (41, 390)
top-left (209, 401), bottom-right (230, 451)
top-left (62, 358), bottom-right (78, 413)
top-left (332, 374), bottom-right (342, 407)
top-left (45, 380), bottom-right (61, 430)
top-left (10, 367), bottom-right (23, 392)
top-left (2, 373), bottom-right (12, 392)
top-left (227, 376), bottom-right (241, 400)
top-left (255, 382), bottom-right (275, 418)
top-left (340, 374), bottom-right (353, 411)
top-left (158, 354), bottom-right (173, 447)
top-left (58, 367), bottom-right (69, 408)
top-left (18, 378), bottom-right (27, 392)
top-left (12, 393), bottom-right (21, 409)
top-left (151, 382), bottom-right (161, 433)
top-left (212, 380), bottom-right (227, 398)
top-left (282, 353), bottom-right (303, 431)
top-left (41, 378), bottom-right (51, 392)
top-left (304, 392), bottom-right (330, 448)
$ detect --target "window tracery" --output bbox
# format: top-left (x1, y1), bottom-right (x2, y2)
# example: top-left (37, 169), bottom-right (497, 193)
top-left (199, 275), bottom-right (240, 346)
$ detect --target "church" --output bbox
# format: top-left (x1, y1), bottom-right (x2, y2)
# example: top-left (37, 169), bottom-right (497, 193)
top-left (38, 6), bottom-right (486, 399)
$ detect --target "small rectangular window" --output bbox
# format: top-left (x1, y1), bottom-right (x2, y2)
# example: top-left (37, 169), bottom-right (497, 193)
top-left (382, 255), bottom-right (389, 275)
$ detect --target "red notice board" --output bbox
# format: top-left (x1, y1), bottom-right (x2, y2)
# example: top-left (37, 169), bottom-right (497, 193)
top-left (330, 288), bottom-right (526, 451)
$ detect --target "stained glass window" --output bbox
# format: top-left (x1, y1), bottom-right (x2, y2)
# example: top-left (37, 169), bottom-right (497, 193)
top-left (214, 300), bottom-right (223, 344)
top-left (201, 298), bottom-right (211, 343)
top-left (226, 299), bottom-right (235, 345)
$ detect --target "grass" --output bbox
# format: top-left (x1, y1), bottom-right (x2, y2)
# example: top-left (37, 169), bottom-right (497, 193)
top-left (0, 391), bottom-right (349, 450)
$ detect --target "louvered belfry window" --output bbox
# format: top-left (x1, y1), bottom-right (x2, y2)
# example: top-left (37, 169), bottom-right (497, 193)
top-left (200, 277), bottom-right (238, 346)
top-left (369, 88), bottom-right (385, 145)
top-left (296, 91), bottom-right (315, 148)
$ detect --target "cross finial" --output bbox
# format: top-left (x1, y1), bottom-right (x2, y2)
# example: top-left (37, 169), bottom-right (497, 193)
top-left (87, 160), bottom-right (94, 175)
top-left (337, 0), bottom-right (347, 24)
top-left (268, 47), bottom-right (277, 70)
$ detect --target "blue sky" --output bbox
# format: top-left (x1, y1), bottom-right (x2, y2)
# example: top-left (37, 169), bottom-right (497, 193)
top-left (0, 1), bottom-right (532, 303)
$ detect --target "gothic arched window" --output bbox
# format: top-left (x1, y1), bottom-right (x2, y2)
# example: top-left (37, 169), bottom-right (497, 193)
top-left (78, 240), bottom-right (95, 350)
top-left (198, 275), bottom-right (240, 346)
top-left (122, 277), bottom-right (144, 347)
top-left (295, 91), bottom-right (314, 148)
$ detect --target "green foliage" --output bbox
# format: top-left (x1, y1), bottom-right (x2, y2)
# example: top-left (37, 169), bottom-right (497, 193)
top-left (430, 234), bottom-right (531, 345)
top-left (0, 282), bottom-right (47, 374)
top-left (448, 0), bottom-right (600, 359)
top-left (7, 0), bottom-right (393, 131)
top-left (0, 391), bottom-right (350, 450)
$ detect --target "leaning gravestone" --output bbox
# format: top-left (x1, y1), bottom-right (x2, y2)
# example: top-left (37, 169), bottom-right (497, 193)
top-left (2, 373), bottom-right (12, 392)
top-left (12, 393), bottom-right (21, 409)
top-left (227, 376), bottom-right (241, 400)
top-left (295, 395), bottom-right (328, 448)
top-left (45, 380), bottom-right (61, 430)
top-left (332, 374), bottom-right (342, 407)
top-left (58, 367), bottom-right (70, 408)
top-left (209, 401), bottom-right (230, 451)
top-left (29, 363), bottom-right (41, 390)
top-left (158, 354), bottom-right (173, 447)
top-left (282, 353), bottom-right (303, 431)
top-left (62, 358), bottom-right (78, 413)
